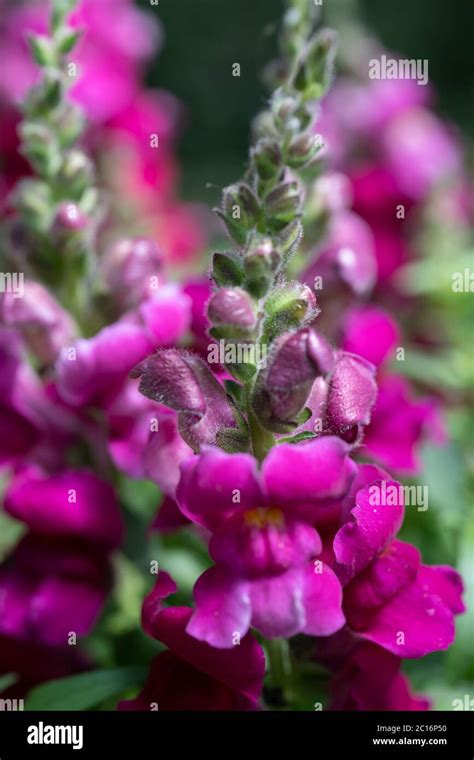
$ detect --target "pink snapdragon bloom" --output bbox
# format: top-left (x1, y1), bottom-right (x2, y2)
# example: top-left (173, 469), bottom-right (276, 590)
top-left (342, 306), bottom-right (446, 474)
top-left (381, 108), bottom-right (462, 201)
top-left (363, 375), bottom-right (446, 474)
top-left (56, 285), bottom-right (191, 406)
top-left (0, 534), bottom-right (112, 648)
top-left (4, 467), bottom-right (123, 548)
top-left (0, 280), bottom-right (76, 365)
top-left (176, 440), bottom-right (356, 647)
top-left (0, 468), bottom-right (123, 647)
top-left (120, 572), bottom-right (265, 711)
top-left (302, 210), bottom-right (377, 295)
top-left (0, 327), bottom-right (76, 469)
top-left (333, 467), bottom-right (465, 658)
top-left (105, 381), bottom-right (192, 491)
top-left (329, 642), bottom-right (430, 711)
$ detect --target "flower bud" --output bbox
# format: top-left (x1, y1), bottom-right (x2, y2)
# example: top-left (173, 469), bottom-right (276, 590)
top-left (263, 283), bottom-right (319, 341)
top-left (54, 202), bottom-right (88, 232)
top-left (252, 139), bottom-right (282, 181)
top-left (0, 281), bottom-right (75, 365)
top-left (57, 149), bottom-right (94, 198)
top-left (131, 350), bottom-right (248, 452)
top-left (265, 181), bottom-right (302, 226)
top-left (12, 179), bottom-right (52, 232)
top-left (207, 288), bottom-right (257, 339)
top-left (293, 29), bottom-right (337, 101)
top-left (325, 352), bottom-right (377, 443)
top-left (19, 122), bottom-right (61, 177)
top-left (272, 94), bottom-right (299, 132)
top-left (287, 132), bottom-right (323, 169)
top-left (102, 237), bottom-right (163, 309)
top-left (216, 183), bottom-right (260, 244)
top-left (252, 328), bottom-right (330, 432)
top-left (243, 237), bottom-right (281, 298)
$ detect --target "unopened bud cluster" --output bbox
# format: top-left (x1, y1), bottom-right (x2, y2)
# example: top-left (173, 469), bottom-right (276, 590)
top-left (9, 0), bottom-right (96, 287)
top-left (206, 11), bottom-right (337, 452)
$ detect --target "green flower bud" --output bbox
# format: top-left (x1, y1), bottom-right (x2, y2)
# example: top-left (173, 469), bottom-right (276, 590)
top-left (287, 132), bottom-right (323, 169)
top-left (19, 122), bottom-right (61, 177)
top-left (57, 149), bottom-right (94, 198)
top-left (252, 139), bottom-right (282, 181)
top-left (263, 283), bottom-right (319, 341)
top-left (293, 29), bottom-right (337, 101)
top-left (243, 237), bottom-right (281, 298)
top-left (12, 179), bottom-right (52, 232)
top-left (216, 183), bottom-right (261, 245)
top-left (265, 181), bottom-right (302, 226)
top-left (275, 218), bottom-right (303, 259)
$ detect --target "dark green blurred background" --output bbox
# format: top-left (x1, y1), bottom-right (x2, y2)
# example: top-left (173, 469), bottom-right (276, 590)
top-left (137, 0), bottom-right (474, 201)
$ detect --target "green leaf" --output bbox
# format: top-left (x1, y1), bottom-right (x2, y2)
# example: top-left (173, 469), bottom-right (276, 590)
top-left (119, 476), bottom-right (160, 521)
top-left (25, 667), bottom-right (147, 711)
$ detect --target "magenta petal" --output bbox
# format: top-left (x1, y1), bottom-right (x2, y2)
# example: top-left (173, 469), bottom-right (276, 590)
top-left (343, 307), bottom-right (400, 367)
top-left (4, 470), bottom-right (123, 550)
top-left (154, 606), bottom-right (265, 702)
top-left (302, 563), bottom-right (345, 636)
top-left (416, 565), bottom-right (465, 616)
top-left (139, 285), bottom-right (191, 345)
top-left (334, 480), bottom-right (405, 583)
top-left (186, 567), bottom-right (252, 648)
top-left (56, 322), bottom-right (153, 406)
top-left (325, 352), bottom-right (378, 436)
top-left (329, 642), bottom-right (430, 711)
top-left (142, 571), bottom-right (178, 636)
top-left (176, 447), bottom-right (262, 531)
top-left (262, 436), bottom-right (355, 517)
top-left (358, 578), bottom-right (457, 658)
top-left (249, 568), bottom-right (306, 639)
top-left (210, 515), bottom-right (321, 577)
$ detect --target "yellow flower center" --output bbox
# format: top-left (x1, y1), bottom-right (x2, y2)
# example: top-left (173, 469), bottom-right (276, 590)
top-left (244, 507), bottom-right (284, 529)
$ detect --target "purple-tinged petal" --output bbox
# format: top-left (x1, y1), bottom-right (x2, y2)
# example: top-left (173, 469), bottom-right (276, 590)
top-left (56, 321), bottom-right (153, 406)
top-left (132, 350), bottom-right (241, 451)
top-left (142, 412), bottom-right (193, 496)
top-left (302, 562), bottom-right (345, 636)
top-left (364, 375), bottom-right (445, 475)
top-left (4, 469), bottom-right (123, 550)
top-left (249, 568), bottom-right (306, 639)
top-left (329, 642), bottom-right (430, 711)
top-left (416, 565), bottom-right (465, 616)
top-left (142, 571), bottom-right (178, 636)
top-left (154, 606), bottom-right (265, 702)
top-left (176, 447), bottom-right (262, 531)
top-left (186, 567), bottom-right (252, 648)
top-left (325, 352), bottom-right (377, 441)
top-left (343, 307), bottom-right (400, 367)
top-left (139, 284), bottom-right (191, 345)
top-left (262, 436), bottom-right (356, 519)
top-left (210, 512), bottom-right (321, 577)
top-left (334, 480), bottom-right (405, 584)
top-left (119, 650), bottom-right (258, 711)
top-left (0, 535), bottom-right (111, 647)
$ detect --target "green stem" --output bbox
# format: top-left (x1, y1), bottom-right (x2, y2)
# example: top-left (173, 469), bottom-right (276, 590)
top-left (267, 638), bottom-right (295, 704)
top-left (247, 402), bottom-right (275, 462)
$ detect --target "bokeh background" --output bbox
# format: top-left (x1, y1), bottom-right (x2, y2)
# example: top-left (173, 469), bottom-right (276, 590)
top-left (137, 0), bottom-right (474, 201)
